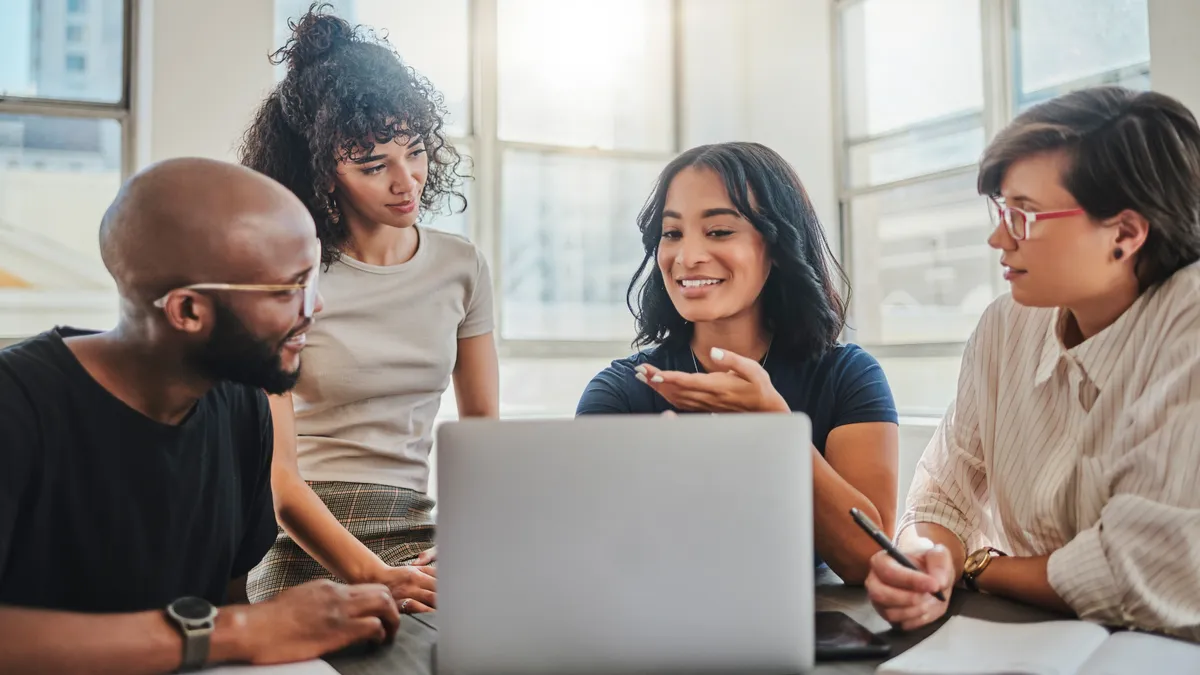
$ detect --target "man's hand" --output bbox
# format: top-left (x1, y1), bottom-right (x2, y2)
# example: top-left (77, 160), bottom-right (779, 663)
top-left (371, 564), bottom-right (437, 613)
top-left (864, 538), bottom-right (956, 631)
top-left (237, 580), bottom-right (400, 664)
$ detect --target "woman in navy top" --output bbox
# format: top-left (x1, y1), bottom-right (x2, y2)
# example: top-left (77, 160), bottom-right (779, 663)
top-left (577, 142), bottom-right (899, 583)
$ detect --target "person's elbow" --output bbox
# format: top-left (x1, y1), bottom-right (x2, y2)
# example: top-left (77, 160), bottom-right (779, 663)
top-left (458, 397), bottom-right (499, 419)
top-left (269, 468), bottom-right (308, 523)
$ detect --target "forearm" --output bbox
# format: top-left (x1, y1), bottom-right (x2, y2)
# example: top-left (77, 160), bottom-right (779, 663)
top-left (811, 448), bottom-right (891, 585)
top-left (0, 605), bottom-right (251, 675)
top-left (1046, 509), bottom-right (1200, 636)
top-left (275, 477), bottom-right (387, 584)
top-left (976, 555), bottom-right (1071, 613)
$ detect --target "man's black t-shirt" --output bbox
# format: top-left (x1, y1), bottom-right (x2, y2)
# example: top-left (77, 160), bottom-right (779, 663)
top-left (0, 328), bottom-right (278, 613)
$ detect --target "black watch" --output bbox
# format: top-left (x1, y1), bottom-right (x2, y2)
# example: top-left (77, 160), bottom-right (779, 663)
top-left (165, 596), bottom-right (218, 672)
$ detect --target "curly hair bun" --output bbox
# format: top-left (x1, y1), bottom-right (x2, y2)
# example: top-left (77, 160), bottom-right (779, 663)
top-left (276, 3), bottom-right (356, 71)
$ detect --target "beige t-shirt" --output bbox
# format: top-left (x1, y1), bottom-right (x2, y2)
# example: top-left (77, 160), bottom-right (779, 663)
top-left (292, 227), bottom-right (493, 492)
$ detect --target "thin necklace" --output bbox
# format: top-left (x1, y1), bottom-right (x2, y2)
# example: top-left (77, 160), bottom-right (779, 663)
top-left (691, 340), bottom-right (772, 373)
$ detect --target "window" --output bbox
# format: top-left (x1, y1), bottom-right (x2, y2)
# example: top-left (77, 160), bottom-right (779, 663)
top-left (66, 25), bottom-right (86, 43)
top-left (845, 173), bottom-right (996, 347)
top-left (0, 0), bottom-right (129, 338)
top-left (1, 0), bottom-right (123, 103)
top-left (500, 151), bottom-right (663, 341)
top-left (1012, 0), bottom-right (1151, 111)
top-left (0, 116), bottom-right (123, 337)
top-left (496, 0), bottom-right (673, 152)
top-left (839, 0), bottom-right (985, 191)
top-left (836, 0), bottom-right (1151, 411)
top-left (497, 0), bottom-right (675, 343)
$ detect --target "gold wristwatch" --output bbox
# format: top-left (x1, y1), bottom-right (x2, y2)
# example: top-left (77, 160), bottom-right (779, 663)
top-left (962, 546), bottom-right (1007, 591)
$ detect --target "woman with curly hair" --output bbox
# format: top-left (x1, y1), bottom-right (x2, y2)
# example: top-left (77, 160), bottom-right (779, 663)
top-left (577, 142), bottom-right (899, 584)
top-left (239, 4), bottom-right (497, 612)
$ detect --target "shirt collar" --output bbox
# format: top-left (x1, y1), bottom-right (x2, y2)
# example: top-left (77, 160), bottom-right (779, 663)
top-left (1034, 309), bottom-right (1068, 387)
top-left (1034, 294), bottom-right (1147, 391)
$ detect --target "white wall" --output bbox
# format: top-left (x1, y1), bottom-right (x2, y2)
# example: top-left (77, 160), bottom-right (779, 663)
top-left (745, 0), bottom-right (838, 244)
top-left (136, 0), bottom-right (277, 166)
top-left (681, 0), bottom-right (838, 246)
top-left (1148, 0), bottom-right (1200, 117)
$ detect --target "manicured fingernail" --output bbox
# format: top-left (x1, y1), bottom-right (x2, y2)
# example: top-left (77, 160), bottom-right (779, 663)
top-left (651, 375), bottom-right (664, 383)
top-left (635, 365), bottom-right (648, 375)
top-left (711, 347), bottom-right (725, 361)
top-left (635, 372), bottom-right (648, 384)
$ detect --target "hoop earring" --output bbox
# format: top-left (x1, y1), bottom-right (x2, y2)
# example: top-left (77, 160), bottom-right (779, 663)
top-left (325, 196), bottom-right (341, 225)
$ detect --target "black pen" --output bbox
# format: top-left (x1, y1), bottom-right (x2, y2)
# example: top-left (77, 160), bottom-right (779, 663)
top-left (849, 507), bottom-right (946, 602)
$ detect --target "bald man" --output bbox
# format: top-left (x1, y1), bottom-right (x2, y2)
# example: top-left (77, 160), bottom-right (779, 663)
top-left (0, 158), bottom-right (400, 673)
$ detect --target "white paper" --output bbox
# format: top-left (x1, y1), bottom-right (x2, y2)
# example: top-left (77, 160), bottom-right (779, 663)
top-left (1079, 631), bottom-right (1200, 675)
top-left (207, 660), bottom-right (339, 675)
top-left (876, 616), bottom-right (1110, 675)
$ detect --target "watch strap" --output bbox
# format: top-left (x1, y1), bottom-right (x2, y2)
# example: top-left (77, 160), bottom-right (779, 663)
top-left (179, 624), bottom-right (213, 672)
top-left (963, 570), bottom-right (981, 592)
top-left (166, 598), bottom-right (217, 673)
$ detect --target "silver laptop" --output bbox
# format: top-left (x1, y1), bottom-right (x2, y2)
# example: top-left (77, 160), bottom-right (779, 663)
top-left (434, 414), bottom-right (815, 675)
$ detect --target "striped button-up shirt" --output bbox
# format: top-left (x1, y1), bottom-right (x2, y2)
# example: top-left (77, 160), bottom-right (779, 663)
top-left (900, 262), bottom-right (1200, 641)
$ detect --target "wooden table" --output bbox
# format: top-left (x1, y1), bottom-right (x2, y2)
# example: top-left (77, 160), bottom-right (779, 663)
top-left (327, 569), bottom-right (1067, 675)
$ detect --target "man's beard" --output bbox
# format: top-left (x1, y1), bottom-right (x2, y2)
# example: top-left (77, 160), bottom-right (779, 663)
top-left (189, 300), bottom-right (303, 395)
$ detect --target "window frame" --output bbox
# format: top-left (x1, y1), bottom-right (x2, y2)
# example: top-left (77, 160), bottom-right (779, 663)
top-left (467, 0), bottom-right (685, 359)
top-left (0, 0), bottom-right (136, 341)
top-left (831, 0), bottom-right (1151, 360)
top-left (0, 0), bottom-right (136, 176)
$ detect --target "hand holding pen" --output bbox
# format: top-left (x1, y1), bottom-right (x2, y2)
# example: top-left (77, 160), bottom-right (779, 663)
top-left (852, 508), bottom-right (957, 631)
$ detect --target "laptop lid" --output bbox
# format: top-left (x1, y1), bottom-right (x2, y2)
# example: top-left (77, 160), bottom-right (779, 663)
top-left (435, 414), bottom-right (815, 675)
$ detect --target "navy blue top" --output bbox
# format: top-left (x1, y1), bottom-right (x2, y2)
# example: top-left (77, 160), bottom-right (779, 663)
top-left (576, 343), bottom-right (898, 456)
top-left (576, 342), bottom-right (898, 570)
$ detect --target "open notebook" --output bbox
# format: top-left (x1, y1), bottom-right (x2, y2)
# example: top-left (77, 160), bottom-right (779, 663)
top-left (209, 660), bottom-right (337, 674)
top-left (877, 616), bottom-right (1200, 675)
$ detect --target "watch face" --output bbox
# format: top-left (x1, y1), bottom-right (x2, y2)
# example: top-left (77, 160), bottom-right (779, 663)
top-left (964, 548), bottom-right (990, 575)
top-left (171, 596), bottom-right (216, 621)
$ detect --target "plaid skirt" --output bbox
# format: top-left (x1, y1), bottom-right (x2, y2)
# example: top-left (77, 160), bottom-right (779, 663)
top-left (246, 481), bottom-right (436, 603)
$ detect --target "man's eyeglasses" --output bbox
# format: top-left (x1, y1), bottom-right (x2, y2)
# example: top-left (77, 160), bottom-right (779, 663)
top-left (152, 265), bottom-right (320, 318)
top-left (990, 196), bottom-right (1085, 241)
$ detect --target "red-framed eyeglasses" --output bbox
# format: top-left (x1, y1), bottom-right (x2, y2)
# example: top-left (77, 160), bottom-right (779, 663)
top-left (990, 196), bottom-right (1085, 240)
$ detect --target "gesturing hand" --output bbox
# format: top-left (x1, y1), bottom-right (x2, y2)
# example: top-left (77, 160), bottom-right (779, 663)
top-left (240, 579), bottom-right (400, 664)
top-left (634, 347), bottom-right (789, 413)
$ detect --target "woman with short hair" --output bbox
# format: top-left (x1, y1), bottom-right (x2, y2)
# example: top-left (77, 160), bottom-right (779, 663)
top-left (866, 86), bottom-right (1200, 642)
